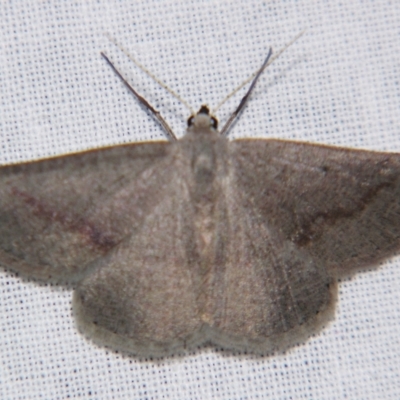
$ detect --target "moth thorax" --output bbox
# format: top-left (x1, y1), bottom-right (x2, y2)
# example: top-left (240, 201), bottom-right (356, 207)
top-left (193, 113), bottom-right (214, 129)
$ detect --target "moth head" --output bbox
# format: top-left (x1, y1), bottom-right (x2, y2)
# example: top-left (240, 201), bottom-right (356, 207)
top-left (187, 105), bottom-right (218, 131)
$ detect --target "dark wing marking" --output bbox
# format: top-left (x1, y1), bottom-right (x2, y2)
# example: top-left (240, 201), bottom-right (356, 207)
top-left (0, 142), bottom-right (171, 282)
top-left (231, 139), bottom-right (400, 277)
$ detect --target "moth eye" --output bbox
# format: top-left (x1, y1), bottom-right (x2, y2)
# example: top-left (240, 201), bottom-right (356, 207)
top-left (187, 116), bottom-right (195, 127)
top-left (211, 117), bottom-right (218, 129)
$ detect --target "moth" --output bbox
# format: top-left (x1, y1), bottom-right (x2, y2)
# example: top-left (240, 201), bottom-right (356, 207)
top-left (1, 41), bottom-right (400, 357)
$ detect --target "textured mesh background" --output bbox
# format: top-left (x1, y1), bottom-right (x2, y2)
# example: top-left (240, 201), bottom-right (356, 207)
top-left (1, 1), bottom-right (400, 399)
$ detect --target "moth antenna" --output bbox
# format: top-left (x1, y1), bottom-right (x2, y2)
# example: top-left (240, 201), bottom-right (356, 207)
top-left (105, 33), bottom-right (195, 115)
top-left (101, 52), bottom-right (178, 141)
top-left (219, 48), bottom-right (273, 136)
top-left (217, 30), bottom-right (306, 136)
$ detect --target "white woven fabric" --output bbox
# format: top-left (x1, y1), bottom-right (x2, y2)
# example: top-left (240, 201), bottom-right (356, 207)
top-left (1, 1), bottom-right (399, 399)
